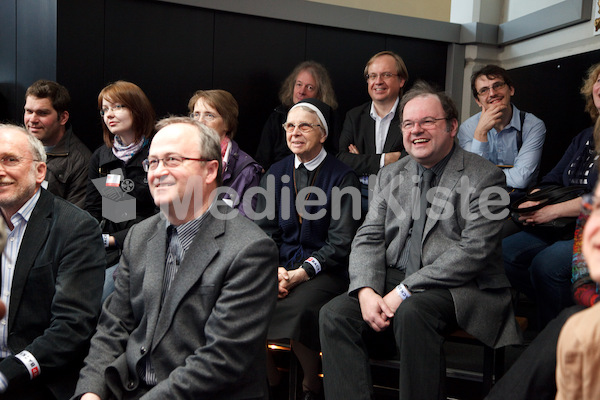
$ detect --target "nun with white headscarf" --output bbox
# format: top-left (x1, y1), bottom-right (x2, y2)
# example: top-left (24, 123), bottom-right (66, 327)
top-left (254, 98), bottom-right (361, 398)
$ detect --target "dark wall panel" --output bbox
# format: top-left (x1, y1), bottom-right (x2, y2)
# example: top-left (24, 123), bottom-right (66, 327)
top-left (510, 50), bottom-right (600, 179)
top-left (16, 0), bottom-right (58, 116)
top-left (213, 12), bottom-right (306, 156)
top-left (103, 0), bottom-right (214, 127)
top-left (386, 36), bottom-right (447, 91)
top-left (3, 0), bottom-right (451, 159)
top-left (57, 0), bottom-right (105, 151)
top-left (0, 0), bottom-right (17, 122)
top-left (306, 25), bottom-right (386, 114)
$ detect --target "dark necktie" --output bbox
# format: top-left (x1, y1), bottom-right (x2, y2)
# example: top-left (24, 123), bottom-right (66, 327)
top-left (140, 225), bottom-right (182, 385)
top-left (162, 225), bottom-right (182, 301)
top-left (405, 169), bottom-right (434, 277)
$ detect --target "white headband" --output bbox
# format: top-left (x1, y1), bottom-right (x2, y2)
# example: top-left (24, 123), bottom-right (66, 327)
top-left (290, 102), bottom-right (329, 137)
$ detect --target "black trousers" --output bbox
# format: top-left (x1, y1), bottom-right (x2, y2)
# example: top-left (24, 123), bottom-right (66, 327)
top-left (319, 272), bottom-right (458, 400)
top-left (485, 304), bottom-right (584, 400)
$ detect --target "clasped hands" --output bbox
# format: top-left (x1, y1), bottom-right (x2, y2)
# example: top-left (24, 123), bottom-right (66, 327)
top-left (277, 267), bottom-right (309, 299)
top-left (357, 287), bottom-right (403, 332)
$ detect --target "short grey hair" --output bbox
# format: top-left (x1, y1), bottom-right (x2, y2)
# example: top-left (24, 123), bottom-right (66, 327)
top-left (154, 116), bottom-right (222, 186)
top-left (0, 123), bottom-right (47, 163)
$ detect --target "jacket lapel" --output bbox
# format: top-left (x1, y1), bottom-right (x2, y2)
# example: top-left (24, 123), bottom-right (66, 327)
top-left (383, 104), bottom-right (401, 153)
top-left (9, 190), bottom-right (52, 327)
top-left (359, 106), bottom-right (377, 154)
top-left (151, 212), bottom-right (223, 348)
top-left (423, 147), bottom-right (464, 239)
top-left (142, 216), bottom-right (167, 346)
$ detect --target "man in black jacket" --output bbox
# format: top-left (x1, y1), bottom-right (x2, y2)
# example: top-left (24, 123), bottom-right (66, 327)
top-left (337, 51), bottom-right (408, 213)
top-left (24, 80), bottom-right (91, 208)
top-left (0, 124), bottom-right (105, 399)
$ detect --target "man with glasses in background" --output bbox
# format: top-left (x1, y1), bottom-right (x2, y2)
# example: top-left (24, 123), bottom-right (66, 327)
top-left (458, 64), bottom-right (546, 193)
top-left (337, 51), bottom-right (408, 214)
top-left (0, 124), bottom-right (105, 400)
top-left (74, 116), bottom-right (278, 400)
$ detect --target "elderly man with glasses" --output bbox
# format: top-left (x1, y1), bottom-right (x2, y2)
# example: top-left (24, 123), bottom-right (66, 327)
top-left (0, 123), bottom-right (105, 400)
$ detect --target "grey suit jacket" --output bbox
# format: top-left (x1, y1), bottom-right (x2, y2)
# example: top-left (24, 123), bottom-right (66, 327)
top-left (74, 202), bottom-right (279, 399)
top-left (349, 146), bottom-right (522, 348)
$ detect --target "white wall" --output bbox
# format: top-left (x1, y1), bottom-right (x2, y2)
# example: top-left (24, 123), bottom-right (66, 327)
top-left (458, 0), bottom-right (600, 119)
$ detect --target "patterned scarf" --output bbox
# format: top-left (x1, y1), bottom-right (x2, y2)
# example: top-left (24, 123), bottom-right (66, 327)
top-left (112, 136), bottom-right (146, 163)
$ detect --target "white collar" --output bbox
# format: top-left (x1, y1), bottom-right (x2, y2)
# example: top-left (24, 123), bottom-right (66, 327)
top-left (294, 147), bottom-right (327, 171)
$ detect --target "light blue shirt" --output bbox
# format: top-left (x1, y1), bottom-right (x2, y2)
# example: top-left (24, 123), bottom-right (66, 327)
top-left (0, 189), bottom-right (41, 358)
top-left (458, 104), bottom-right (546, 189)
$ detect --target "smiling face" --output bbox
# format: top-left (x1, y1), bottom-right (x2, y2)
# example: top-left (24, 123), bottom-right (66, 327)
top-left (583, 184), bottom-right (600, 282)
top-left (0, 128), bottom-right (46, 219)
top-left (101, 97), bottom-right (135, 144)
top-left (24, 96), bottom-right (68, 146)
top-left (285, 107), bottom-right (326, 163)
top-left (402, 94), bottom-right (457, 169)
top-left (148, 123), bottom-right (219, 224)
top-left (474, 75), bottom-right (514, 112)
top-left (366, 54), bottom-right (405, 106)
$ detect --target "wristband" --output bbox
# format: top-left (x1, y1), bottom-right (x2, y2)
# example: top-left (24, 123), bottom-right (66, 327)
top-left (15, 350), bottom-right (40, 379)
top-left (305, 257), bottom-right (322, 275)
top-left (102, 234), bottom-right (110, 248)
top-left (395, 284), bottom-right (412, 300)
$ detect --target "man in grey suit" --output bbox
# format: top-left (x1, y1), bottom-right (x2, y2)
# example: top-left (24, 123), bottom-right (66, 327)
top-left (320, 81), bottom-right (522, 399)
top-left (74, 117), bottom-right (278, 400)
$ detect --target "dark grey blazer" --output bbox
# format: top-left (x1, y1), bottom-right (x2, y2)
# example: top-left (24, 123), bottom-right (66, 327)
top-left (74, 202), bottom-right (279, 400)
top-left (349, 146), bottom-right (522, 348)
top-left (0, 188), bottom-right (105, 399)
top-left (337, 101), bottom-right (404, 176)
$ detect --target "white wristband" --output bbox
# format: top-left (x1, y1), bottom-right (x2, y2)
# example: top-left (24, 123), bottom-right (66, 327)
top-left (305, 257), bottom-right (322, 275)
top-left (0, 371), bottom-right (7, 393)
top-left (395, 284), bottom-right (411, 300)
top-left (15, 350), bottom-right (40, 379)
top-left (102, 234), bottom-right (110, 248)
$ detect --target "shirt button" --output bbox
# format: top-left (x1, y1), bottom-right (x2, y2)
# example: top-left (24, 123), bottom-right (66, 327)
top-left (127, 381), bottom-right (135, 389)
top-left (140, 346), bottom-right (147, 355)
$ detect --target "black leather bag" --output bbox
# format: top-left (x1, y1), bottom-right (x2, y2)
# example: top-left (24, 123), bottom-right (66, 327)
top-left (509, 184), bottom-right (587, 241)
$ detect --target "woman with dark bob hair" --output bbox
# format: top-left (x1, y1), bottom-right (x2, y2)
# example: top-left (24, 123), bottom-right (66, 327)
top-left (188, 89), bottom-right (262, 216)
top-left (255, 60), bottom-right (338, 171)
top-left (85, 81), bottom-right (158, 275)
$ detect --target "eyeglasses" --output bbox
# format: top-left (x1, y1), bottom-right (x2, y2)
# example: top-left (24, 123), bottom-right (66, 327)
top-left (476, 81), bottom-right (507, 97)
top-left (365, 72), bottom-right (399, 81)
top-left (189, 112), bottom-right (219, 122)
top-left (401, 117), bottom-right (446, 131)
top-left (282, 122), bottom-right (322, 133)
top-left (0, 155), bottom-right (41, 168)
top-left (142, 155), bottom-right (213, 172)
top-left (100, 104), bottom-right (127, 116)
